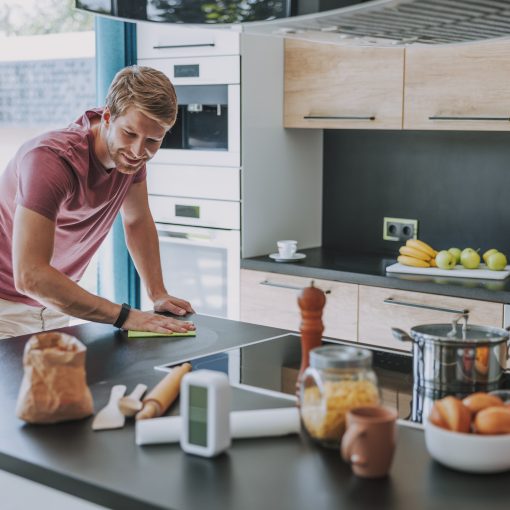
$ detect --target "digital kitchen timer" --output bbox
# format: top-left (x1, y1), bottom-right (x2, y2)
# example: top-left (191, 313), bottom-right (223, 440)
top-left (180, 370), bottom-right (231, 457)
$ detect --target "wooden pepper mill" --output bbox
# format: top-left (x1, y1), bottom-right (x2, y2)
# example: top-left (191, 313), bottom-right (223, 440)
top-left (296, 281), bottom-right (327, 398)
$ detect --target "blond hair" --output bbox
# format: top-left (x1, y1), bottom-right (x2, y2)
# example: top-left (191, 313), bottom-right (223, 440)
top-left (106, 65), bottom-right (177, 128)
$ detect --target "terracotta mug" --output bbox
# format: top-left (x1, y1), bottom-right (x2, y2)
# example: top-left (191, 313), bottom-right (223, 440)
top-left (341, 406), bottom-right (398, 478)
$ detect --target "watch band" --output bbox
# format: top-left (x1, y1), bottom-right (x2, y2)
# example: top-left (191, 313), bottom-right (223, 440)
top-left (114, 303), bottom-right (131, 329)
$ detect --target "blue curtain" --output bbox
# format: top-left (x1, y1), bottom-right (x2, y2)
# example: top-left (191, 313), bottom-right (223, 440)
top-left (95, 17), bottom-right (140, 307)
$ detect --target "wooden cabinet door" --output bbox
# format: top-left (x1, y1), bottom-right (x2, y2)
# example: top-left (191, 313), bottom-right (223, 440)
top-left (358, 286), bottom-right (504, 351)
top-left (240, 269), bottom-right (358, 341)
top-left (284, 39), bottom-right (404, 129)
top-left (404, 40), bottom-right (510, 131)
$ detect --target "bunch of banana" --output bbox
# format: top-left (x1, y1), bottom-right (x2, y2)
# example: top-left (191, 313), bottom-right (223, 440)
top-left (398, 239), bottom-right (438, 268)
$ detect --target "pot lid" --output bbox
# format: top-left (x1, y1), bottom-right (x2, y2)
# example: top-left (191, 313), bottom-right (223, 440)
top-left (410, 323), bottom-right (509, 344)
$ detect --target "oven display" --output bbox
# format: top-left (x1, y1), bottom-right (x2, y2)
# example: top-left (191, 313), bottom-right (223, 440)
top-left (175, 205), bottom-right (200, 218)
top-left (174, 65), bottom-right (200, 78)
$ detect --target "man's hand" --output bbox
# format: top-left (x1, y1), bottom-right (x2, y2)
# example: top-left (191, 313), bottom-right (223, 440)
top-left (153, 294), bottom-right (195, 316)
top-left (122, 308), bottom-right (195, 333)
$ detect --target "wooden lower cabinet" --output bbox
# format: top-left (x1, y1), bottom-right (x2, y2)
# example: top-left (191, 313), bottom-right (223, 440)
top-left (241, 269), bottom-right (505, 352)
top-left (240, 269), bottom-right (358, 342)
top-left (358, 286), bottom-right (504, 351)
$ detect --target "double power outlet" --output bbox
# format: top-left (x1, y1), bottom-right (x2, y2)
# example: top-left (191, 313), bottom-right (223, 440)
top-left (383, 217), bottom-right (418, 242)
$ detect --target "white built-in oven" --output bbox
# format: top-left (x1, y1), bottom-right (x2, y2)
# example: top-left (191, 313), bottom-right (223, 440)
top-left (141, 194), bottom-right (241, 320)
top-left (141, 55), bottom-right (240, 168)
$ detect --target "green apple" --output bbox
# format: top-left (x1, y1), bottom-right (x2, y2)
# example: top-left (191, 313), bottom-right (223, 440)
top-left (460, 248), bottom-right (481, 269)
top-left (447, 248), bottom-right (461, 265)
top-left (435, 250), bottom-right (456, 270)
top-left (483, 248), bottom-right (499, 264)
top-left (487, 252), bottom-right (508, 271)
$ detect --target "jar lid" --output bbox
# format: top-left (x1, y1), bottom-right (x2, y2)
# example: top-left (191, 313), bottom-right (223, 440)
top-left (411, 323), bottom-right (509, 344)
top-left (310, 345), bottom-right (372, 369)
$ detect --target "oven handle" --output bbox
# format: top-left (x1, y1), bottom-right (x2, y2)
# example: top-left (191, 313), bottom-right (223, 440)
top-left (157, 229), bottom-right (213, 242)
top-left (260, 280), bottom-right (331, 294)
top-left (153, 43), bottom-right (215, 50)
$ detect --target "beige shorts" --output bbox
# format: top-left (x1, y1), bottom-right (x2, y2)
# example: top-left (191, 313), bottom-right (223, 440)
top-left (0, 297), bottom-right (70, 340)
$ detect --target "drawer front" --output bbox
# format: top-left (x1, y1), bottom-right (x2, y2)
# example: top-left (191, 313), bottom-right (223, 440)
top-left (149, 195), bottom-right (240, 230)
top-left (359, 286), bottom-right (504, 351)
top-left (147, 164), bottom-right (240, 201)
top-left (240, 270), bottom-right (358, 342)
top-left (137, 23), bottom-right (240, 59)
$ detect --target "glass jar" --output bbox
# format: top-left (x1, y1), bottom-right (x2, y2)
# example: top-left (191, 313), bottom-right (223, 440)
top-left (299, 345), bottom-right (380, 448)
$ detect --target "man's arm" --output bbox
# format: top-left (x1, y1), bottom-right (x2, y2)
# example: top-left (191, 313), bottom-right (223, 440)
top-left (120, 180), bottom-right (194, 315)
top-left (12, 205), bottom-right (193, 332)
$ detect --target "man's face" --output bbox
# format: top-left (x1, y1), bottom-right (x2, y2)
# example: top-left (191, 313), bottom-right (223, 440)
top-left (104, 107), bottom-right (167, 175)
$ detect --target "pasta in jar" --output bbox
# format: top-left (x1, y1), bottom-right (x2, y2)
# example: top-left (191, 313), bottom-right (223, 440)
top-left (301, 380), bottom-right (380, 444)
top-left (299, 345), bottom-right (379, 448)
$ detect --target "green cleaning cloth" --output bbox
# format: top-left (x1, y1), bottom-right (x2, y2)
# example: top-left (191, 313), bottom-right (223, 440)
top-left (127, 330), bottom-right (196, 338)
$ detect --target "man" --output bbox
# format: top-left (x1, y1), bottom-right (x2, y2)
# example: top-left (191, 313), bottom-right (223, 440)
top-left (0, 65), bottom-right (196, 339)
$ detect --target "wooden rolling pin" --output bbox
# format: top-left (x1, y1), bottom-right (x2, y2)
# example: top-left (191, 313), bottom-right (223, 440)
top-left (135, 363), bottom-right (192, 420)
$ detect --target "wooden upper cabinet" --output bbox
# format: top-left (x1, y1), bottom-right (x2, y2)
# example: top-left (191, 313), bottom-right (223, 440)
top-left (284, 39), bottom-right (405, 129)
top-left (404, 40), bottom-right (510, 131)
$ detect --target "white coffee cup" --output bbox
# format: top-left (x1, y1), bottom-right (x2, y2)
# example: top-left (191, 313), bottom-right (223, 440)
top-left (277, 240), bottom-right (297, 259)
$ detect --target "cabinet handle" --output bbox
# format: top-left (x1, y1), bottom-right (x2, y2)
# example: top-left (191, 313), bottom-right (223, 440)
top-left (304, 115), bottom-right (375, 120)
top-left (153, 43), bottom-right (215, 49)
top-left (384, 297), bottom-right (469, 315)
top-left (428, 116), bottom-right (510, 122)
top-left (260, 280), bottom-right (331, 294)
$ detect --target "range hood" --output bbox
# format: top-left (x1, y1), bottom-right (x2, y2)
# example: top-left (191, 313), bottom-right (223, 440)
top-left (244, 0), bottom-right (510, 45)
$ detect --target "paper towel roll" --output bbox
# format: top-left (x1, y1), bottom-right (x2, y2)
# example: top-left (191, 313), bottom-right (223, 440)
top-left (135, 416), bottom-right (181, 445)
top-left (231, 408), bottom-right (300, 438)
top-left (135, 407), bottom-right (301, 445)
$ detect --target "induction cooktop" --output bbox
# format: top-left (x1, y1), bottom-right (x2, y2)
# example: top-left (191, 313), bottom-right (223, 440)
top-left (157, 333), bottom-right (421, 423)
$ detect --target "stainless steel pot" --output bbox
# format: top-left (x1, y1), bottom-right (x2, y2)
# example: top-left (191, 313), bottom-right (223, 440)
top-left (392, 315), bottom-right (510, 394)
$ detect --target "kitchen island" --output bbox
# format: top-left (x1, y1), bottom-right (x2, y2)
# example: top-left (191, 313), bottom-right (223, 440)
top-left (1, 314), bottom-right (509, 510)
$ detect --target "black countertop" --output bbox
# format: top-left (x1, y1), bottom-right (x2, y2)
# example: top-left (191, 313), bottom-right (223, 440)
top-left (2, 316), bottom-right (510, 510)
top-left (242, 247), bottom-right (510, 304)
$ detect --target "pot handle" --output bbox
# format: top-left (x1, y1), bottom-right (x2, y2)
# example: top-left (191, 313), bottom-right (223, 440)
top-left (392, 328), bottom-right (413, 343)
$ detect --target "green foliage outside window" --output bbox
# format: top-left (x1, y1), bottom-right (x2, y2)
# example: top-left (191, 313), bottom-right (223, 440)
top-left (0, 0), bottom-right (94, 36)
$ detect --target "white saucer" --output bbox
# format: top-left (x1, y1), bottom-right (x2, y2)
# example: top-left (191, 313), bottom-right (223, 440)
top-left (269, 253), bottom-right (306, 262)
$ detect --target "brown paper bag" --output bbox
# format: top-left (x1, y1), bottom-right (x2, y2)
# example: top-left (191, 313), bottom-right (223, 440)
top-left (16, 332), bottom-right (94, 424)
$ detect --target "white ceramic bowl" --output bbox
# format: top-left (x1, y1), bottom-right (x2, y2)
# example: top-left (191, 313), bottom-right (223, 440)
top-left (424, 420), bottom-right (510, 473)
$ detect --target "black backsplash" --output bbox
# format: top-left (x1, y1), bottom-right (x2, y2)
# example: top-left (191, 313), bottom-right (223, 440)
top-left (323, 130), bottom-right (510, 257)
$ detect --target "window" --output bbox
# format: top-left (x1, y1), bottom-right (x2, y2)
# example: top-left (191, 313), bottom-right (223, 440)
top-left (0, 1), bottom-right (98, 306)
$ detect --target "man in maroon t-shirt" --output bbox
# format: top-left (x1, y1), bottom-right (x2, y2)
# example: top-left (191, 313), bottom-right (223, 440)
top-left (0, 65), bottom-right (195, 339)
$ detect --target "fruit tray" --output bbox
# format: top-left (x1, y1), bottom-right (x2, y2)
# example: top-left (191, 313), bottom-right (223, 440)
top-left (386, 263), bottom-right (510, 280)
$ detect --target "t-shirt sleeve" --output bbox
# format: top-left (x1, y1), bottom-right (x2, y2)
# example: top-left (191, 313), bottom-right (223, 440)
top-left (132, 164), bottom-right (147, 184)
top-left (15, 147), bottom-right (74, 222)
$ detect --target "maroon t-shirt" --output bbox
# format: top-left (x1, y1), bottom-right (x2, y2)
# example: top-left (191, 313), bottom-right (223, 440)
top-left (0, 108), bottom-right (146, 306)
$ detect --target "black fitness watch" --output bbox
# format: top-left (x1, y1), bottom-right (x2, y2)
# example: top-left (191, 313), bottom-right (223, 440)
top-left (113, 303), bottom-right (131, 329)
